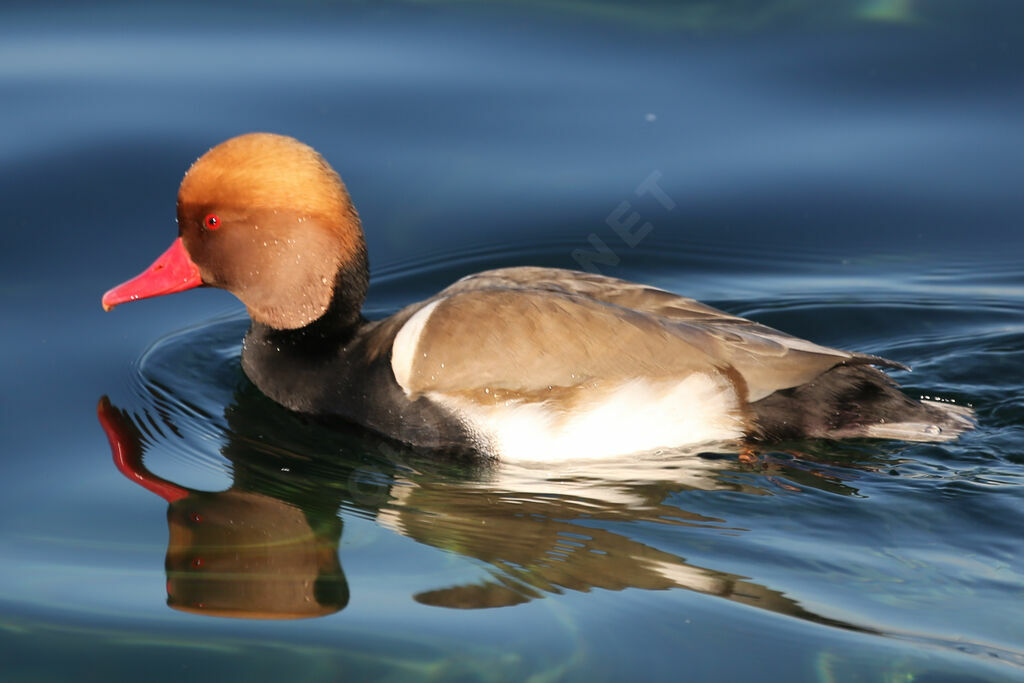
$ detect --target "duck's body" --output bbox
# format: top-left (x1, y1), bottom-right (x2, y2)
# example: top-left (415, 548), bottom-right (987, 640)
top-left (103, 133), bottom-right (974, 461)
top-left (240, 265), bottom-right (972, 461)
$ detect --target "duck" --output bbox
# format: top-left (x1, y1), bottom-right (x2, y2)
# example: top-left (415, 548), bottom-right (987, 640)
top-left (102, 133), bottom-right (975, 461)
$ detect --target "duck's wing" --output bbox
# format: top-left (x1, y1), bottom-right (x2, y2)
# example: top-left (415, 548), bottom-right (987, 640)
top-left (386, 267), bottom-right (903, 403)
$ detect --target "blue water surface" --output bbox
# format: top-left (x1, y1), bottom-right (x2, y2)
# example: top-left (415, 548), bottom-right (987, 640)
top-left (2, 1), bottom-right (1023, 681)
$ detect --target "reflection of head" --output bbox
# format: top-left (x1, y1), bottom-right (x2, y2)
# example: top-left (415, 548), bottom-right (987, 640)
top-left (98, 397), bottom-right (348, 620)
top-left (166, 491), bottom-right (347, 619)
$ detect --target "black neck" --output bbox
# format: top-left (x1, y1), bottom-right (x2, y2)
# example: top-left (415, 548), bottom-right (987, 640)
top-left (249, 245), bottom-right (370, 349)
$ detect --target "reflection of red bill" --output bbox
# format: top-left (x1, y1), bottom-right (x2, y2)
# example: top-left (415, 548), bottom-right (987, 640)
top-left (97, 396), bottom-right (189, 502)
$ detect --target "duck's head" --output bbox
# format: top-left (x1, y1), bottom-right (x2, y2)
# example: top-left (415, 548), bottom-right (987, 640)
top-left (102, 133), bottom-right (369, 330)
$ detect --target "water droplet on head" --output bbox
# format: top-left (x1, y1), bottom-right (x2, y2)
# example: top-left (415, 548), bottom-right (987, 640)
top-left (925, 425), bottom-right (942, 435)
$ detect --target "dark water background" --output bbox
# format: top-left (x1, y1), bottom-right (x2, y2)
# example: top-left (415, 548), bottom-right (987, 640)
top-left (2, 1), bottom-right (1023, 680)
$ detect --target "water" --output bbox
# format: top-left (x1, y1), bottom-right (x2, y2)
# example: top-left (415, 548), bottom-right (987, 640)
top-left (2, 1), bottom-right (1023, 680)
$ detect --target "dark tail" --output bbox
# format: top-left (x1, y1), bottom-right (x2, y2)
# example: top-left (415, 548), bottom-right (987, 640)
top-left (749, 365), bottom-right (975, 443)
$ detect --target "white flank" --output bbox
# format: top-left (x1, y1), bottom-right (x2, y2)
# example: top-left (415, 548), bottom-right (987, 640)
top-left (435, 374), bottom-right (743, 462)
top-left (391, 298), bottom-right (443, 395)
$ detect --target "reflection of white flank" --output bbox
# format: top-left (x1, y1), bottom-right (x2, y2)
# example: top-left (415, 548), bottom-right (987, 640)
top-left (374, 478), bottom-right (416, 535)
top-left (376, 448), bottom-right (735, 528)
top-left (436, 374), bottom-right (743, 462)
top-left (488, 452), bottom-right (736, 506)
top-left (648, 559), bottom-right (728, 595)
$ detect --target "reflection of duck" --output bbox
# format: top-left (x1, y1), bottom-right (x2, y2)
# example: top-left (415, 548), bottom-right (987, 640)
top-left (102, 133), bottom-right (973, 461)
top-left (99, 397), bottom-right (348, 620)
top-left (378, 467), bottom-right (868, 633)
top-left (98, 386), bottom-right (874, 632)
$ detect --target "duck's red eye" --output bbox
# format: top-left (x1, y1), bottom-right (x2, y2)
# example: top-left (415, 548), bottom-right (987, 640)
top-left (204, 214), bottom-right (220, 230)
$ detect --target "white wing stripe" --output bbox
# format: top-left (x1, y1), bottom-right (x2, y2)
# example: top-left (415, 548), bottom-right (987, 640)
top-left (391, 299), bottom-right (444, 395)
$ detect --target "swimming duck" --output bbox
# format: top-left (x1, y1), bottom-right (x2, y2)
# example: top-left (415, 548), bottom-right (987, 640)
top-left (102, 133), bottom-right (974, 461)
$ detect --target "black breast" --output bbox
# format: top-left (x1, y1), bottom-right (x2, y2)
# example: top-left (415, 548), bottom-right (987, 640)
top-left (240, 317), bottom-right (478, 456)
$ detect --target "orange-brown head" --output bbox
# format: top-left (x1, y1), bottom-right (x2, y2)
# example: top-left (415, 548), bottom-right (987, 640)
top-left (103, 133), bottom-right (369, 330)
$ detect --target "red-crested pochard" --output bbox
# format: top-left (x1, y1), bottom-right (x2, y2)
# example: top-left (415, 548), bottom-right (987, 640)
top-left (102, 133), bottom-right (974, 461)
